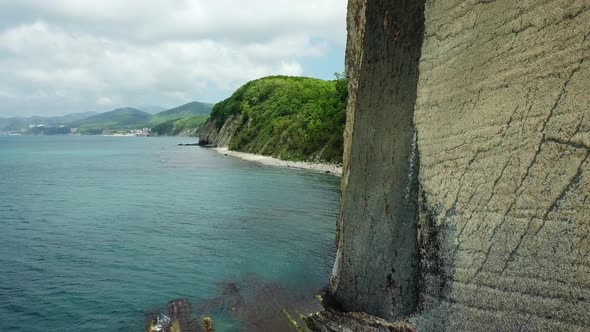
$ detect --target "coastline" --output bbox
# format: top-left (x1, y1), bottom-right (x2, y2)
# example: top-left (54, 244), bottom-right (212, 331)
top-left (212, 147), bottom-right (342, 176)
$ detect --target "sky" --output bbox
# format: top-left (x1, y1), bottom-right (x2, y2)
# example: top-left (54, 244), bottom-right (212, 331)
top-left (0, 0), bottom-right (347, 117)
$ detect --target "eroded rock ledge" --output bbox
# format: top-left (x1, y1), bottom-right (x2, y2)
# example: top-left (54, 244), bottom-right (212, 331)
top-left (304, 308), bottom-right (416, 332)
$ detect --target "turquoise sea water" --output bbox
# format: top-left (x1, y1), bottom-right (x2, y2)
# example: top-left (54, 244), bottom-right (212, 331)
top-left (0, 136), bottom-right (340, 331)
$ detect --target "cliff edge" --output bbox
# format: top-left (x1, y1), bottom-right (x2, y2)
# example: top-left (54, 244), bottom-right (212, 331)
top-left (198, 75), bottom-right (347, 163)
top-left (310, 0), bottom-right (590, 331)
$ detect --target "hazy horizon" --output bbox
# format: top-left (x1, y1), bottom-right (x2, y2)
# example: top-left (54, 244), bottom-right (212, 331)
top-left (0, 102), bottom-right (208, 119)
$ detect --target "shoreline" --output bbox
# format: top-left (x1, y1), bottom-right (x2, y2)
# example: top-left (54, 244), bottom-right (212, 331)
top-left (212, 147), bottom-right (342, 176)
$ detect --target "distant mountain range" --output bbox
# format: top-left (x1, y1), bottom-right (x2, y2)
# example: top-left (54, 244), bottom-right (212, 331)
top-left (0, 112), bottom-right (98, 131)
top-left (68, 107), bottom-right (152, 129)
top-left (149, 101), bottom-right (213, 124)
top-left (138, 106), bottom-right (167, 114)
top-left (0, 101), bottom-right (214, 133)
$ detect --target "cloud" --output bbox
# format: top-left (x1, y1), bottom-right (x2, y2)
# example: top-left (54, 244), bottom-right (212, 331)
top-left (96, 96), bottom-right (116, 106)
top-left (0, 1), bottom-right (347, 117)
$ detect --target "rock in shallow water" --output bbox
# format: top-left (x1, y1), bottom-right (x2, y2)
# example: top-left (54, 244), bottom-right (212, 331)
top-left (304, 308), bottom-right (416, 332)
top-left (147, 299), bottom-right (198, 332)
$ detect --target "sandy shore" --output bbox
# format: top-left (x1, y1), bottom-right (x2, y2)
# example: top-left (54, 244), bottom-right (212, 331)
top-left (213, 147), bottom-right (342, 176)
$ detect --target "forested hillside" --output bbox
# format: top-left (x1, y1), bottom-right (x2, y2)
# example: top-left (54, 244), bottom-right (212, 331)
top-left (68, 108), bottom-right (152, 132)
top-left (201, 75), bottom-right (347, 163)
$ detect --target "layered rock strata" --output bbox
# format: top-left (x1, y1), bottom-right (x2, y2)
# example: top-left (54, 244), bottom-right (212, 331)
top-left (314, 0), bottom-right (590, 331)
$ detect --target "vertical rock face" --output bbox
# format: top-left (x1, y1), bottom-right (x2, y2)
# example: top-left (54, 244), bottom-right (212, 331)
top-left (413, 0), bottom-right (590, 330)
top-left (198, 114), bottom-right (244, 147)
top-left (329, 0), bottom-right (425, 321)
top-left (326, 0), bottom-right (590, 330)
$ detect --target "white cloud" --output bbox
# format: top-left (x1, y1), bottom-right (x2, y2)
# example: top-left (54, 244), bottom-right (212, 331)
top-left (0, 1), bottom-right (347, 117)
top-left (96, 96), bottom-right (116, 106)
top-left (279, 62), bottom-right (304, 76)
top-left (0, 1), bottom-right (346, 42)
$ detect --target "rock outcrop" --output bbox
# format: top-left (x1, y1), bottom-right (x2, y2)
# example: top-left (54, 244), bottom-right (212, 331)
top-left (304, 308), bottom-right (416, 332)
top-left (327, 0), bottom-right (425, 321)
top-left (197, 76), bottom-right (347, 162)
top-left (198, 114), bottom-right (244, 147)
top-left (316, 0), bottom-right (590, 331)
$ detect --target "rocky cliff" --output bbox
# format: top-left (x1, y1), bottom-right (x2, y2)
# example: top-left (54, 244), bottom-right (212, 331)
top-left (198, 76), bottom-right (347, 163)
top-left (308, 0), bottom-right (590, 331)
top-left (198, 114), bottom-right (244, 147)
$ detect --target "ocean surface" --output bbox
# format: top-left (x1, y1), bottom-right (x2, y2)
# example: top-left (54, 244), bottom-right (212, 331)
top-left (0, 136), bottom-right (340, 331)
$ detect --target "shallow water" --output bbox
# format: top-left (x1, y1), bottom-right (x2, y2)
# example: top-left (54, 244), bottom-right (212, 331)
top-left (0, 136), bottom-right (339, 331)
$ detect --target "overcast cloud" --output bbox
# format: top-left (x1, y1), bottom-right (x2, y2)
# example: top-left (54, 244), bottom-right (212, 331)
top-left (0, 0), bottom-right (347, 117)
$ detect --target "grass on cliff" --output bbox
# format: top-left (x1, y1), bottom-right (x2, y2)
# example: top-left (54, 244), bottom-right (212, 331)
top-left (210, 75), bottom-right (347, 163)
top-left (151, 115), bottom-right (209, 136)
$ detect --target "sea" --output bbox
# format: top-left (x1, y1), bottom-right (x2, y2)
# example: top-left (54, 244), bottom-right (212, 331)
top-left (0, 136), bottom-right (340, 331)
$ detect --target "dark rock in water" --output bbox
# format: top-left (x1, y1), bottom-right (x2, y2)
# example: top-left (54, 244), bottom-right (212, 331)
top-left (146, 299), bottom-right (199, 332)
top-left (192, 274), bottom-right (323, 331)
top-left (197, 138), bottom-right (212, 146)
top-left (147, 274), bottom-right (324, 331)
top-left (168, 299), bottom-right (197, 331)
top-left (304, 308), bottom-right (416, 332)
top-left (146, 313), bottom-right (171, 332)
top-left (178, 143), bottom-right (200, 146)
top-left (201, 317), bottom-right (215, 332)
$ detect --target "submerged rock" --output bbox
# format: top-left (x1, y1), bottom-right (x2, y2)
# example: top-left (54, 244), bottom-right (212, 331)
top-left (146, 299), bottom-right (200, 332)
top-left (147, 274), bottom-right (324, 331)
top-left (201, 317), bottom-right (215, 332)
top-left (196, 276), bottom-right (321, 331)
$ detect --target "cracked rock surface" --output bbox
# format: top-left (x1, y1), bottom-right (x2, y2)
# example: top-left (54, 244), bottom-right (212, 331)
top-left (318, 0), bottom-right (590, 331)
top-left (198, 114), bottom-right (244, 147)
top-left (413, 0), bottom-right (589, 330)
top-left (327, 0), bottom-right (425, 322)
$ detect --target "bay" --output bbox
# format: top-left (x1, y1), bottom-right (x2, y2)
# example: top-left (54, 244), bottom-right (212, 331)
top-left (0, 136), bottom-right (339, 331)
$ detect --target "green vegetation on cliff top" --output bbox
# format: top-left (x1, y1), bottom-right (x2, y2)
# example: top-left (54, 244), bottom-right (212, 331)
top-left (209, 75), bottom-right (347, 163)
top-left (151, 115), bottom-right (209, 136)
